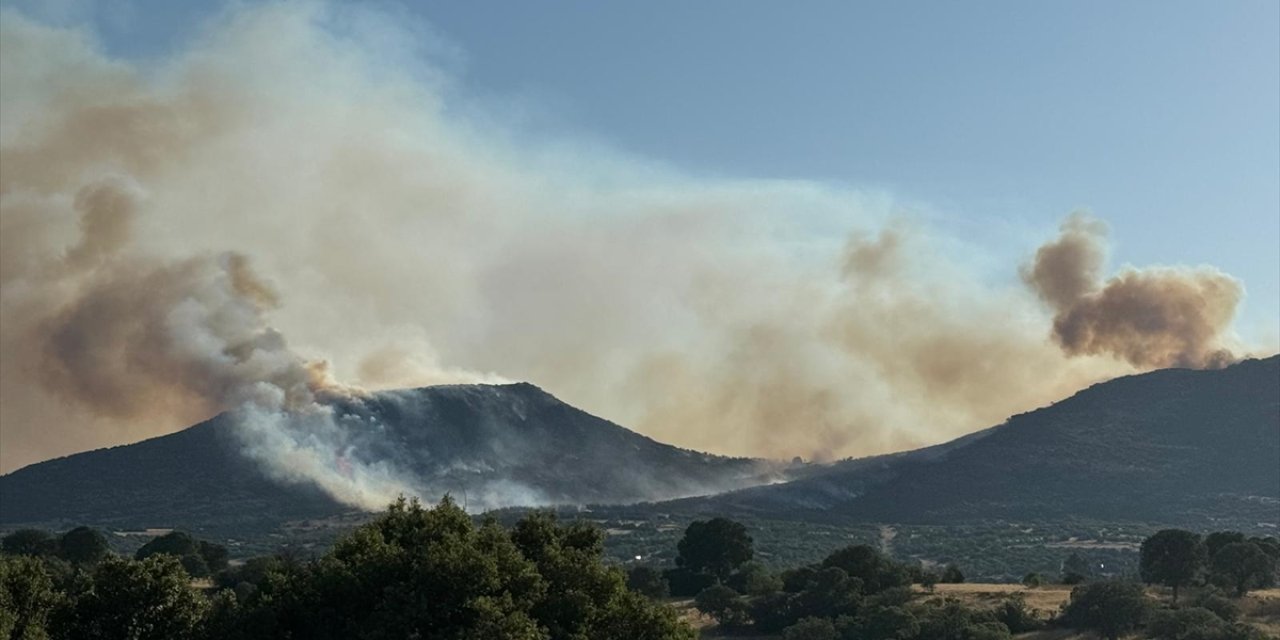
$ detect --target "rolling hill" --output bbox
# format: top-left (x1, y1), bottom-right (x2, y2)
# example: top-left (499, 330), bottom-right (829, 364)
top-left (0, 382), bottom-right (775, 532)
top-left (3, 357), bottom-right (1276, 542)
top-left (671, 355), bottom-right (1280, 528)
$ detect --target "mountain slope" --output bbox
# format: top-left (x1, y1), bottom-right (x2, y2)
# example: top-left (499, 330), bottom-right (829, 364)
top-left (683, 356), bottom-right (1280, 526)
top-left (0, 383), bottom-right (772, 531)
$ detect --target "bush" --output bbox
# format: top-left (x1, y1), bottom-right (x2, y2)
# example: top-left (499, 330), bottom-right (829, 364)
top-left (135, 532), bottom-right (228, 579)
top-left (1060, 580), bottom-right (1150, 640)
top-left (57, 527), bottom-right (109, 566)
top-left (914, 598), bottom-right (1010, 640)
top-left (1021, 572), bottom-right (1045, 588)
top-left (855, 604), bottom-right (919, 639)
top-left (663, 566), bottom-right (715, 597)
top-left (625, 565), bottom-right (669, 599)
top-left (994, 593), bottom-right (1043, 633)
top-left (940, 564), bottom-right (965, 584)
top-left (821, 545), bottom-right (911, 593)
top-left (1145, 606), bottom-right (1262, 640)
top-left (1, 530), bottom-right (57, 558)
top-left (727, 561), bottom-right (782, 596)
top-left (782, 616), bottom-right (838, 640)
top-left (694, 584), bottom-right (748, 628)
top-left (748, 591), bottom-right (798, 634)
top-left (1190, 587), bottom-right (1239, 622)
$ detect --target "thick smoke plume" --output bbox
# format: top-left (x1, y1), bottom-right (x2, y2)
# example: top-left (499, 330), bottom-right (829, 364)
top-left (1023, 213), bottom-right (1242, 368)
top-left (0, 5), bottom-right (1263, 507)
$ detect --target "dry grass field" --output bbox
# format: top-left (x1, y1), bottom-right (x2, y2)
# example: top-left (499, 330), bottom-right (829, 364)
top-left (678, 585), bottom-right (1280, 639)
top-left (920, 582), bottom-right (1075, 616)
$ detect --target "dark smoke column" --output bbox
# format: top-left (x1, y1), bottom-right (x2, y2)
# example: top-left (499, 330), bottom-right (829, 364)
top-left (1022, 213), bottom-right (1241, 369)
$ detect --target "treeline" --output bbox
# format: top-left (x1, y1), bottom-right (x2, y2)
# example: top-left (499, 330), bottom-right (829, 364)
top-left (622, 520), bottom-right (1276, 640)
top-left (1, 498), bottom-right (694, 639)
top-left (2, 509), bottom-right (1277, 640)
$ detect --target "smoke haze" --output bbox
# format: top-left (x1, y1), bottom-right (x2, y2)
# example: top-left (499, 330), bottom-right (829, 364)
top-left (0, 5), bottom-right (1264, 507)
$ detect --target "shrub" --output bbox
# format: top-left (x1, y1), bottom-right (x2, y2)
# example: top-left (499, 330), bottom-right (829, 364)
top-left (694, 584), bottom-right (748, 628)
top-left (1, 530), bottom-right (57, 558)
top-left (994, 593), bottom-right (1043, 633)
top-left (940, 564), bottom-right (965, 584)
top-left (1060, 580), bottom-right (1150, 640)
top-left (625, 565), bottom-right (669, 599)
top-left (57, 527), bottom-right (109, 566)
top-left (782, 616), bottom-right (838, 640)
top-left (1190, 587), bottom-right (1239, 622)
top-left (1147, 607), bottom-right (1229, 640)
top-left (727, 561), bottom-right (782, 596)
top-left (663, 566), bottom-right (715, 597)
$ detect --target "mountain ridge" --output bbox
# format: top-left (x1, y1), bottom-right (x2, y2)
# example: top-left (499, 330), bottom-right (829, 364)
top-left (662, 355), bottom-right (1280, 527)
top-left (0, 382), bottom-right (776, 531)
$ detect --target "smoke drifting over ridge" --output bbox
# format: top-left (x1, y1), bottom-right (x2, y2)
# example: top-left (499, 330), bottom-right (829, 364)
top-left (1023, 214), bottom-right (1242, 369)
top-left (0, 5), bottom-right (1262, 507)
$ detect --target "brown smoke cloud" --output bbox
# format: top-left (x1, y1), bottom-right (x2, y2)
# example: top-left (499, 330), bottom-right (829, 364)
top-left (1023, 213), bottom-right (1243, 368)
top-left (0, 5), bottom-right (1263, 502)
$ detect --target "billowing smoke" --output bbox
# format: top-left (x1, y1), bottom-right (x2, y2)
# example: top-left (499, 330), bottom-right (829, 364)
top-left (1023, 213), bottom-right (1242, 368)
top-left (0, 5), bottom-right (1264, 507)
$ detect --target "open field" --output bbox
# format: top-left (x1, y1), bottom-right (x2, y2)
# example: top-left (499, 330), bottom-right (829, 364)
top-left (678, 585), bottom-right (1280, 639)
top-left (923, 582), bottom-right (1075, 617)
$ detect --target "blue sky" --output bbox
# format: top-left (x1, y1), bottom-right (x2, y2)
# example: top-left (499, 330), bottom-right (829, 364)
top-left (9, 0), bottom-right (1279, 338)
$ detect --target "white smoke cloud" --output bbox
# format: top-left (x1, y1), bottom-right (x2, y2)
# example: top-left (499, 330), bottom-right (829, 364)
top-left (0, 4), bottom-right (1263, 508)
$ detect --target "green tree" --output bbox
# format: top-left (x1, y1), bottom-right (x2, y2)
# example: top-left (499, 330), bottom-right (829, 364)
top-left (591, 590), bottom-right (695, 640)
top-left (1061, 551), bottom-right (1091, 584)
top-left (820, 544), bottom-right (909, 593)
top-left (914, 598), bottom-right (1010, 640)
top-left (198, 540), bottom-right (230, 574)
top-left (1210, 541), bottom-right (1276, 597)
top-left (1, 530), bottom-right (56, 557)
top-left (727, 561), bottom-right (782, 596)
top-left (1060, 580), bottom-right (1150, 640)
top-left (1190, 587), bottom-right (1239, 622)
top-left (54, 555), bottom-right (208, 640)
top-left (994, 594), bottom-right (1042, 633)
top-left (694, 584), bottom-right (748, 628)
top-left (135, 531), bottom-right (226, 578)
top-left (228, 497), bottom-right (693, 640)
top-left (1205, 532), bottom-right (1246, 559)
top-left (58, 527), bottom-right (110, 566)
top-left (940, 564), bottom-right (965, 584)
top-left (1147, 607), bottom-right (1229, 640)
top-left (1140, 529), bottom-right (1206, 602)
top-left (782, 616), bottom-right (838, 640)
top-left (0, 555), bottom-right (59, 640)
top-left (787, 566), bottom-right (863, 622)
top-left (675, 518), bottom-right (753, 581)
top-left (1021, 572), bottom-right (1045, 588)
top-left (626, 565), bottom-right (669, 599)
top-left (856, 604), bottom-right (920, 640)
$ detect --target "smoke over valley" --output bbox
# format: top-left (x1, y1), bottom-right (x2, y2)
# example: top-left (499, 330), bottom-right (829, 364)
top-left (0, 4), bottom-right (1266, 510)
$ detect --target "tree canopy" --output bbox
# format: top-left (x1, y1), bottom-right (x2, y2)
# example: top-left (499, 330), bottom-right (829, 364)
top-left (58, 527), bottom-right (109, 566)
top-left (1061, 581), bottom-right (1150, 640)
top-left (675, 517), bottom-right (753, 581)
top-left (1139, 529), bottom-right (1206, 602)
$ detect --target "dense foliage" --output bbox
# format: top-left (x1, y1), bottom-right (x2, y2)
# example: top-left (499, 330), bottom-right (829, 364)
top-left (0, 499), bottom-right (694, 639)
top-left (2, 513), bottom-right (1277, 639)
